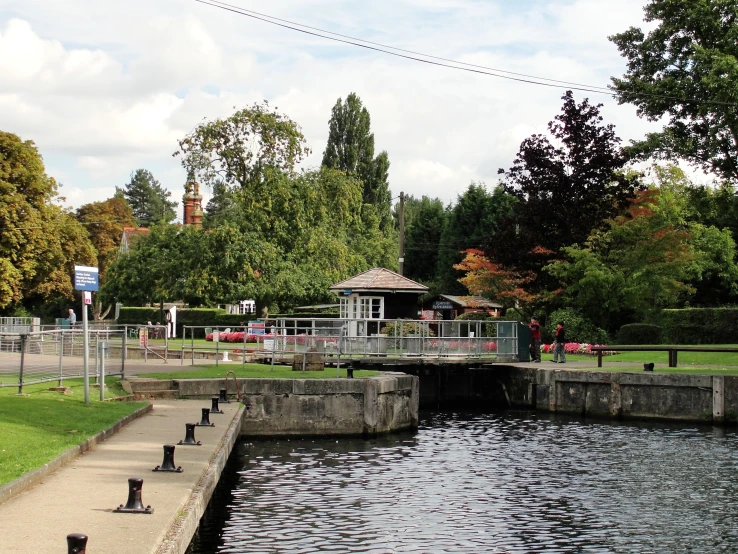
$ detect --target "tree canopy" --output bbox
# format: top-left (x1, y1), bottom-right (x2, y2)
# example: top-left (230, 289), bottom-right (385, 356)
top-left (0, 131), bottom-right (96, 313)
top-left (500, 91), bottom-right (641, 259)
top-left (76, 197), bottom-right (135, 280)
top-left (115, 169), bottom-right (176, 227)
top-left (610, 0), bottom-right (738, 181)
top-left (175, 101), bottom-right (311, 190)
top-left (322, 93), bottom-right (393, 231)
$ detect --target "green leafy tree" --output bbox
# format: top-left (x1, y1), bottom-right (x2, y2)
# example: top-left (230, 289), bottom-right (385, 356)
top-left (175, 101), bottom-right (310, 190)
top-left (76, 197), bottom-right (135, 280)
top-left (610, 0), bottom-right (738, 181)
top-left (402, 195), bottom-right (446, 284)
top-left (0, 131), bottom-right (96, 312)
top-left (322, 93), bottom-right (393, 231)
top-left (436, 183), bottom-right (517, 294)
top-left (115, 169), bottom-right (176, 227)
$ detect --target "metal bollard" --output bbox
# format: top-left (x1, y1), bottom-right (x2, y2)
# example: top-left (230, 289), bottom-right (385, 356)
top-left (644, 362), bottom-right (654, 372)
top-left (67, 533), bottom-right (88, 554)
top-left (153, 445), bottom-right (183, 473)
top-left (178, 423), bottom-right (202, 446)
top-left (196, 407), bottom-right (214, 427)
top-left (219, 387), bottom-right (230, 403)
top-left (114, 477), bottom-right (154, 514)
top-left (210, 396), bottom-right (223, 414)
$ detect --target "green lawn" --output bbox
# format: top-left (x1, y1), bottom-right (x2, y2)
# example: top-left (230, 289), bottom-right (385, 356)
top-left (554, 346), bottom-right (738, 368)
top-left (0, 378), bottom-right (146, 486)
top-left (139, 363), bottom-right (380, 380)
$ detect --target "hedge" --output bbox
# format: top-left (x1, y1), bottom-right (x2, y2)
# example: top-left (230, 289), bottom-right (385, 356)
top-left (661, 308), bottom-right (738, 344)
top-left (117, 307), bottom-right (258, 338)
top-left (617, 323), bottom-right (662, 345)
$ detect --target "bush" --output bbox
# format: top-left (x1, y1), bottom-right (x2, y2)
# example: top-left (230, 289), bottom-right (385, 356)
top-left (660, 308), bottom-right (738, 344)
top-left (617, 323), bottom-right (662, 345)
top-left (546, 308), bottom-right (609, 345)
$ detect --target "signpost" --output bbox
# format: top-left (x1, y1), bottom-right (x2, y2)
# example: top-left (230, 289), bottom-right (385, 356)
top-left (74, 265), bottom-right (98, 405)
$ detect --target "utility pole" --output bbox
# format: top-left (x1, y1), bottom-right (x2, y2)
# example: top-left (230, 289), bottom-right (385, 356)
top-left (398, 191), bottom-right (405, 276)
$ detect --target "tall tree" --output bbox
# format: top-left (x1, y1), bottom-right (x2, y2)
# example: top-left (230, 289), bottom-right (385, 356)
top-left (500, 91), bottom-right (641, 262)
top-left (610, 0), bottom-right (738, 181)
top-left (115, 169), bottom-right (176, 227)
top-left (322, 93), bottom-right (393, 230)
top-left (76, 197), bottom-right (135, 279)
top-left (402, 195), bottom-right (446, 284)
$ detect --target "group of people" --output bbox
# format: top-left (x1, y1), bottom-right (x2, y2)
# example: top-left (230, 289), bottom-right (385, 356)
top-left (528, 318), bottom-right (566, 364)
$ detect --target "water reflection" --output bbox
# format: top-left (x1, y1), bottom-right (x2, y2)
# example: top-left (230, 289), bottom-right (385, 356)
top-left (188, 411), bottom-right (738, 553)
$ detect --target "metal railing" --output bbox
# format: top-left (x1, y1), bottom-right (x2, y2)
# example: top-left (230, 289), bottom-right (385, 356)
top-left (0, 316), bottom-right (40, 334)
top-left (180, 318), bottom-right (520, 366)
top-left (0, 329), bottom-right (126, 393)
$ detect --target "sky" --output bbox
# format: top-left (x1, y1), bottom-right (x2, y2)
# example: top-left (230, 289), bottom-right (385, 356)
top-left (0, 0), bottom-right (665, 217)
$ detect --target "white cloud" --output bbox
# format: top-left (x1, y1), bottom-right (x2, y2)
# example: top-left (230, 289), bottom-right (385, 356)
top-left (0, 0), bottom-right (666, 209)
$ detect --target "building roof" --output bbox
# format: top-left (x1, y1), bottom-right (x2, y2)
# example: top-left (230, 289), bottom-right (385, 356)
top-left (330, 268), bottom-right (429, 293)
top-left (120, 226), bottom-right (149, 253)
top-left (439, 294), bottom-right (503, 308)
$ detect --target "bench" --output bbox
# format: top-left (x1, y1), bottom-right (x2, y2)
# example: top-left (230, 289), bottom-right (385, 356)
top-left (589, 345), bottom-right (738, 368)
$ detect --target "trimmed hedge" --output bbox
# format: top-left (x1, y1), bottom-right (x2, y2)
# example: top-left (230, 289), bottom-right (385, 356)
top-left (661, 308), bottom-right (738, 344)
top-left (617, 323), bottom-right (662, 345)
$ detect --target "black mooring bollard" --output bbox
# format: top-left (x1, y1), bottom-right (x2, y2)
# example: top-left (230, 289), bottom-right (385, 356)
top-left (67, 533), bottom-right (88, 554)
top-left (210, 396), bottom-right (223, 414)
top-left (196, 407), bottom-right (214, 427)
top-left (219, 387), bottom-right (231, 403)
top-left (153, 444), bottom-right (183, 473)
top-left (644, 362), bottom-right (655, 372)
top-left (178, 423), bottom-right (202, 446)
top-left (114, 477), bottom-right (154, 514)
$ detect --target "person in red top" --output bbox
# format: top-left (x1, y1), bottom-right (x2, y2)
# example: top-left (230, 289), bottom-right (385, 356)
top-left (529, 318), bottom-right (542, 362)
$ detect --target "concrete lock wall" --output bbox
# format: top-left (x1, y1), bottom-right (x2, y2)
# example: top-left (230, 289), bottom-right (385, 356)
top-left (175, 374), bottom-right (419, 436)
top-left (516, 369), bottom-right (734, 424)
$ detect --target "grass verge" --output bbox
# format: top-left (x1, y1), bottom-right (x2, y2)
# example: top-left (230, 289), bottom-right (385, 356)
top-left (0, 378), bottom-right (147, 486)
top-left (138, 363), bottom-right (380, 380)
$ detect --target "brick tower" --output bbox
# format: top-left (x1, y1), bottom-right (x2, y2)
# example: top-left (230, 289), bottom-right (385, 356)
top-left (183, 172), bottom-right (203, 228)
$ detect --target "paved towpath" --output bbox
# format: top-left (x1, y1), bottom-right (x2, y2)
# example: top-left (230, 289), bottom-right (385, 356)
top-left (0, 399), bottom-right (241, 553)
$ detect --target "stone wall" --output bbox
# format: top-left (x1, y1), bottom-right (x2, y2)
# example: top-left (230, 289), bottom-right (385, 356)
top-left (514, 368), bottom-right (734, 424)
top-left (174, 374), bottom-right (419, 436)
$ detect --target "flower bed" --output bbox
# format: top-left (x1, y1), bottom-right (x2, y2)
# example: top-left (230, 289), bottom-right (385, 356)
top-left (542, 343), bottom-right (617, 356)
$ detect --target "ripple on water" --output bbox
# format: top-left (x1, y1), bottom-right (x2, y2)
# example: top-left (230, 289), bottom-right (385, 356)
top-left (188, 411), bottom-right (738, 554)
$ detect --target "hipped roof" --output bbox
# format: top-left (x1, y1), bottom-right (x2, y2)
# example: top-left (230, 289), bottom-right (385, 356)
top-left (330, 268), bottom-right (428, 293)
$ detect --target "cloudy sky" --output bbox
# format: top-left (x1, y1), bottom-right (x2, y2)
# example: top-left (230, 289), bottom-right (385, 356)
top-left (1, 0), bottom-right (662, 216)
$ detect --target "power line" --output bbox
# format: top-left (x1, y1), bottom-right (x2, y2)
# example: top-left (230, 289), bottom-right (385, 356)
top-left (194, 0), bottom-right (738, 109)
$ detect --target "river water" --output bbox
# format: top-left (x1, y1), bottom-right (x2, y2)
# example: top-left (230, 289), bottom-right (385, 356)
top-left (187, 411), bottom-right (738, 553)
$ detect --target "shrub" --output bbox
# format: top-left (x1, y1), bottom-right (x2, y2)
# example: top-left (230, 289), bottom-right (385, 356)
top-left (617, 323), bottom-right (662, 345)
top-left (380, 320), bottom-right (435, 348)
top-left (546, 308), bottom-right (609, 345)
top-left (660, 308), bottom-right (738, 344)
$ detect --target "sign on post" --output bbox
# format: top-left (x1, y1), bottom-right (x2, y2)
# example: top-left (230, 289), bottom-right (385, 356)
top-left (139, 328), bottom-right (149, 347)
top-left (74, 265), bottom-right (98, 406)
top-left (74, 266), bottom-right (99, 292)
top-left (247, 322), bottom-right (265, 336)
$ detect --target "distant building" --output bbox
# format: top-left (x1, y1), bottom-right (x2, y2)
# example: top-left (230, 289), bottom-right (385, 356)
top-left (119, 226), bottom-right (149, 254)
top-left (330, 268), bottom-right (428, 336)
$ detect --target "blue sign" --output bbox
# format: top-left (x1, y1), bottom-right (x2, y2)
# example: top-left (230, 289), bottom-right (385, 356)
top-left (343, 289), bottom-right (352, 296)
top-left (74, 265), bottom-right (99, 292)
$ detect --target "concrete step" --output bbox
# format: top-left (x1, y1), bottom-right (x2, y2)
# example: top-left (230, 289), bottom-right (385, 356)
top-left (125, 379), bottom-right (175, 393)
top-left (131, 390), bottom-right (180, 400)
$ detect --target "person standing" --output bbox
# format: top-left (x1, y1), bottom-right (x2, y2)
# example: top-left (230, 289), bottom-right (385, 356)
top-left (553, 321), bottom-right (566, 363)
top-left (67, 308), bottom-right (76, 327)
top-left (529, 318), bottom-right (542, 363)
